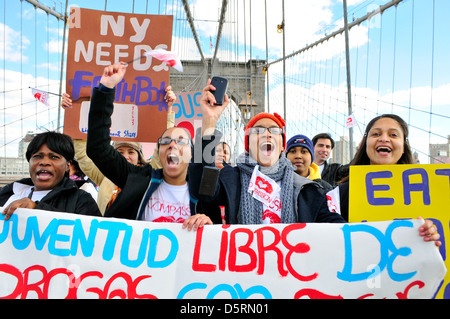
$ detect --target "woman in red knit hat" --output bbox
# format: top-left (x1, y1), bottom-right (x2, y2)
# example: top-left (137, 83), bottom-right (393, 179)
top-left (190, 79), bottom-right (346, 225)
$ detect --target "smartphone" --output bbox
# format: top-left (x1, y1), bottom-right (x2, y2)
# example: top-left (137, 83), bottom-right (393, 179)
top-left (199, 166), bottom-right (220, 197)
top-left (210, 76), bottom-right (228, 106)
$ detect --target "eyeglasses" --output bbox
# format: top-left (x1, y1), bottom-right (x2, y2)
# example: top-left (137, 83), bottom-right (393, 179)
top-left (158, 136), bottom-right (191, 146)
top-left (248, 126), bottom-right (284, 135)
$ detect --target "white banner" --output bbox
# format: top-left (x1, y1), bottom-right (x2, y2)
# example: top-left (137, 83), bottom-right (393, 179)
top-left (0, 208), bottom-right (446, 299)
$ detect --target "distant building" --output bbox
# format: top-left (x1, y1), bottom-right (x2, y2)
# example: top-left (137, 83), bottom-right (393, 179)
top-left (429, 135), bottom-right (450, 164)
top-left (329, 136), bottom-right (356, 165)
top-left (0, 157), bottom-right (28, 176)
top-left (0, 132), bottom-right (35, 179)
top-left (18, 132), bottom-right (36, 158)
top-left (413, 151), bottom-right (420, 164)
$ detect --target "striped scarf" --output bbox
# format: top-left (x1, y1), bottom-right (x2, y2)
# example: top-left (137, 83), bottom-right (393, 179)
top-left (236, 152), bottom-right (296, 224)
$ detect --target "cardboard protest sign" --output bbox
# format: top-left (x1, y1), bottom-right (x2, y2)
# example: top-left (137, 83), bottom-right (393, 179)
top-left (349, 164), bottom-right (450, 299)
top-left (0, 208), bottom-right (445, 299)
top-left (64, 7), bottom-right (173, 142)
top-left (173, 91), bottom-right (202, 138)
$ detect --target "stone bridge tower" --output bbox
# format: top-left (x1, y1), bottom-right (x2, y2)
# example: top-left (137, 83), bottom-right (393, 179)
top-left (169, 58), bottom-right (266, 125)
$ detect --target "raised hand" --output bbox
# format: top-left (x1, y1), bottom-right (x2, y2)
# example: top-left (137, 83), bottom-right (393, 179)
top-left (100, 62), bottom-right (128, 89)
top-left (164, 85), bottom-right (176, 113)
top-left (200, 78), bottom-right (229, 136)
top-left (61, 93), bottom-right (72, 109)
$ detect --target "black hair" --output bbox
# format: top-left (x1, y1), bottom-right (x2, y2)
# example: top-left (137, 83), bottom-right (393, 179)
top-left (69, 159), bottom-right (86, 179)
top-left (312, 133), bottom-right (335, 149)
top-left (26, 131), bottom-right (75, 163)
top-left (338, 114), bottom-right (413, 184)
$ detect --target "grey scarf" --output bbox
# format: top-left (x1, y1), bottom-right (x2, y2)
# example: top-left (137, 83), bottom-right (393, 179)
top-left (236, 152), bottom-right (296, 224)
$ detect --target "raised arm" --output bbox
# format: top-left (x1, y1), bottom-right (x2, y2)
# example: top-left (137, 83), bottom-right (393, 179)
top-left (86, 63), bottom-right (142, 188)
top-left (189, 80), bottom-right (229, 202)
top-left (150, 86), bottom-right (176, 169)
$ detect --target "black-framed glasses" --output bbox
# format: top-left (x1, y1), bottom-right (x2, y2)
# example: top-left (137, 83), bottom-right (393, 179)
top-left (248, 126), bottom-right (283, 135)
top-left (158, 136), bottom-right (191, 146)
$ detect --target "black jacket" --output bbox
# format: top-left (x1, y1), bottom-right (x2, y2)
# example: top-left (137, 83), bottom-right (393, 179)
top-left (321, 162), bottom-right (349, 187)
top-left (189, 130), bottom-right (346, 224)
top-left (86, 86), bottom-right (221, 223)
top-left (338, 181), bottom-right (350, 222)
top-left (0, 177), bottom-right (101, 216)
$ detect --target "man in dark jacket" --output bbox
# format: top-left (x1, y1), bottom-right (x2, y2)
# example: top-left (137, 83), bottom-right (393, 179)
top-left (1, 131), bottom-right (101, 219)
top-left (189, 79), bottom-right (346, 225)
top-left (312, 133), bottom-right (348, 187)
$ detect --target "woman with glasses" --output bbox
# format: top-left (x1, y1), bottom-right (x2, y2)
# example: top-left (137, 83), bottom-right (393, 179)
top-left (85, 63), bottom-right (221, 230)
top-left (190, 79), bottom-right (347, 225)
top-left (61, 87), bottom-right (175, 215)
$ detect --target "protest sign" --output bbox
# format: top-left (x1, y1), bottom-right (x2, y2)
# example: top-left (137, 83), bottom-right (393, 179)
top-left (63, 7), bottom-right (173, 142)
top-left (173, 91), bottom-right (202, 138)
top-left (0, 208), bottom-right (445, 299)
top-left (139, 91), bottom-right (201, 158)
top-left (349, 164), bottom-right (450, 298)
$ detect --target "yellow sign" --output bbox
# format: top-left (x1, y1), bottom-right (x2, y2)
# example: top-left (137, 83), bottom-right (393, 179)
top-left (349, 164), bottom-right (450, 299)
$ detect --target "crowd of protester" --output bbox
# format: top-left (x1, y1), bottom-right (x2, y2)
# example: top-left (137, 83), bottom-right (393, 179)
top-left (0, 62), bottom-right (440, 246)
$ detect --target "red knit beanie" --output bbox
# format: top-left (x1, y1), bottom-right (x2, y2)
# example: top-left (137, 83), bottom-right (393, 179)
top-left (244, 112), bottom-right (286, 152)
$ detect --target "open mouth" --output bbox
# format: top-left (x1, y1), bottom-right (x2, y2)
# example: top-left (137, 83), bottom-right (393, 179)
top-left (259, 142), bottom-right (274, 156)
top-left (376, 146), bottom-right (392, 155)
top-left (166, 153), bottom-right (180, 168)
top-left (36, 169), bottom-right (53, 181)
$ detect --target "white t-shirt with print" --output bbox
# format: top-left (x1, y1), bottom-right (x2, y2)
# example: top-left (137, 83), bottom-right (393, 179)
top-left (143, 181), bottom-right (191, 223)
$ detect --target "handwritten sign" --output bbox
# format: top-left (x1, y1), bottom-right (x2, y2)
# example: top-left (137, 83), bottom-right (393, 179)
top-left (349, 164), bottom-right (450, 298)
top-left (63, 7), bottom-right (173, 142)
top-left (0, 208), bottom-right (445, 299)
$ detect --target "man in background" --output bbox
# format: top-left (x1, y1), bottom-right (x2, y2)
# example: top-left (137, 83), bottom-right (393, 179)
top-left (312, 133), bottom-right (348, 187)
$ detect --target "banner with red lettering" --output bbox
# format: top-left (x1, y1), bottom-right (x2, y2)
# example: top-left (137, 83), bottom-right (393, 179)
top-left (0, 209), bottom-right (446, 299)
top-left (63, 7), bottom-right (173, 142)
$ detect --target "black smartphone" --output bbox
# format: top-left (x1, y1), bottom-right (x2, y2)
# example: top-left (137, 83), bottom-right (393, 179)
top-left (210, 76), bottom-right (228, 106)
top-left (199, 166), bottom-right (220, 197)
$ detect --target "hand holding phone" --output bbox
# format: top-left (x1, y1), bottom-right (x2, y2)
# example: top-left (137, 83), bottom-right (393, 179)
top-left (210, 76), bottom-right (228, 106)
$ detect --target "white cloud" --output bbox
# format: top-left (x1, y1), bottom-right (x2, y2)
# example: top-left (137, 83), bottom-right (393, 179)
top-left (0, 23), bottom-right (30, 63)
top-left (44, 38), bottom-right (63, 54)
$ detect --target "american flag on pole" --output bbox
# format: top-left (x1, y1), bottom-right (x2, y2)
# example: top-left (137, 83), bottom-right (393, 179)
top-left (31, 87), bottom-right (50, 106)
